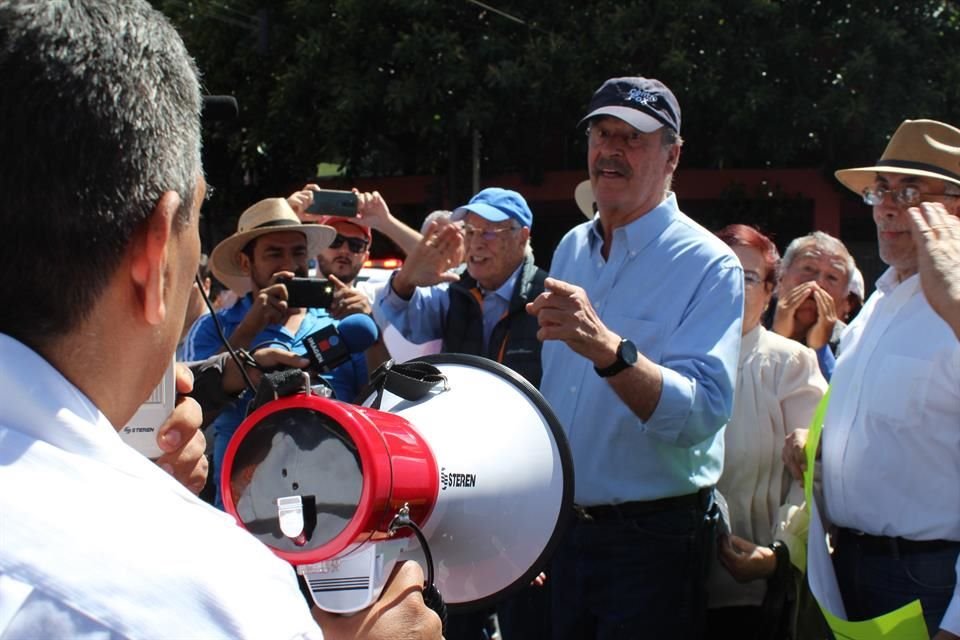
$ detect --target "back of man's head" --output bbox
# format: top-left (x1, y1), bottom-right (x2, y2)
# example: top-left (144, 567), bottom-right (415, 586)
top-left (0, 0), bottom-right (201, 349)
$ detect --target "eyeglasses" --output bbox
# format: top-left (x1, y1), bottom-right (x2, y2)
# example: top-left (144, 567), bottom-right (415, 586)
top-left (329, 234), bottom-right (369, 253)
top-left (462, 224), bottom-right (519, 242)
top-left (862, 185), bottom-right (960, 207)
top-left (743, 271), bottom-right (767, 288)
top-left (586, 126), bottom-right (647, 150)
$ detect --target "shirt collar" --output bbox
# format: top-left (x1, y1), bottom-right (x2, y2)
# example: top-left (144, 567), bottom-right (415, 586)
top-left (588, 193), bottom-right (679, 255)
top-left (875, 266), bottom-right (920, 296)
top-left (481, 262), bottom-right (523, 301)
top-left (0, 333), bottom-right (198, 493)
top-left (740, 323), bottom-right (762, 363)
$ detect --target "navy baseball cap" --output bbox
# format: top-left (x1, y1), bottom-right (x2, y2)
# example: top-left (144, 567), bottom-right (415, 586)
top-left (452, 188), bottom-right (533, 230)
top-left (578, 76), bottom-right (681, 134)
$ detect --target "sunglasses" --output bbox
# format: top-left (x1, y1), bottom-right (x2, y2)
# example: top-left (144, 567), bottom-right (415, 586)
top-left (329, 234), bottom-right (369, 253)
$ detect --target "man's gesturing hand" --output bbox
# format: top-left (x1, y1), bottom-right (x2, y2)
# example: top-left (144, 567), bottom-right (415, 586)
top-left (526, 277), bottom-right (620, 363)
top-left (908, 202), bottom-right (960, 340)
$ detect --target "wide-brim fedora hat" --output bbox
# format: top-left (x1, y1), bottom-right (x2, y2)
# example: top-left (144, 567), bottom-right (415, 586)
top-left (210, 198), bottom-right (336, 294)
top-left (835, 119), bottom-right (960, 196)
top-left (574, 180), bottom-right (595, 219)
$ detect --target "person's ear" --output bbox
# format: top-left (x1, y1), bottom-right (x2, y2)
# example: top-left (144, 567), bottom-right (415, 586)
top-left (665, 142), bottom-right (681, 173)
top-left (518, 226), bottom-right (531, 247)
top-left (130, 191), bottom-right (180, 325)
top-left (237, 251), bottom-right (253, 276)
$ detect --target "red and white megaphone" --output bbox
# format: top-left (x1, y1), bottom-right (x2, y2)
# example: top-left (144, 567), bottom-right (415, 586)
top-left (220, 354), bottom-right (574, 614)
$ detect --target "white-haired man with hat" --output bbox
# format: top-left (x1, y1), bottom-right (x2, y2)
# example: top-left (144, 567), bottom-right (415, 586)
top-left (526, 76), bottom-right (743, 639)
top-left (182, 198), bottom-right (369, 506)
top-left (376, 187), bottom-right (551, 640)
top-left (376, 187), bottom-right (547, 388)
top-left (803, 119), bottom-right (960, 637)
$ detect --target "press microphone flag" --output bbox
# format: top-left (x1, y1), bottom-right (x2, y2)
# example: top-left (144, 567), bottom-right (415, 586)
top-left (303, 314), bottom-right (379, 373)
top-left (220, 354), bottom-right (574, 614)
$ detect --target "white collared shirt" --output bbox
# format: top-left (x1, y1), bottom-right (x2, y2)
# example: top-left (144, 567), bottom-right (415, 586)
top-left (821, 268), bottom-right (960, 631)
top-left (0, 334), bottom-right (322, 639)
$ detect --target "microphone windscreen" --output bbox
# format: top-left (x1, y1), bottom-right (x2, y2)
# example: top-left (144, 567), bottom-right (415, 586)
top-left (337, 314), bottom-right (379, 354)
top-left (202, 95), bottom-right (239, 121)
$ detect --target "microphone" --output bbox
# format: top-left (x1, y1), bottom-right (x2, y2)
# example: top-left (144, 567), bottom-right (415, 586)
top-left (202, 95), bottom-right (239, 121)
top-left (303, 314), bottom-right (379, 373)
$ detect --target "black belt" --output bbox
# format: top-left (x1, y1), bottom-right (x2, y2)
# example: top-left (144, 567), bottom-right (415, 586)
top-left (836, 527), bottom-right (960, 556)
top-left (574, 487), bottom-right (713, 522)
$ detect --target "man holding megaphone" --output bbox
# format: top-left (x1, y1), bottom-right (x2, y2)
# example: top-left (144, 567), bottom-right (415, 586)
top-left (0, 2), bottom-right (440, 639)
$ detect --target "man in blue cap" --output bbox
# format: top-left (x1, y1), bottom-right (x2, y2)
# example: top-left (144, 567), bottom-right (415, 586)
top-left (375, 187), bottom-right (551, 639)
top-left (375, 187), bottom-right (547, 388)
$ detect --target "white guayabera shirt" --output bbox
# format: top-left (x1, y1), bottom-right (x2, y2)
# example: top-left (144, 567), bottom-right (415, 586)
top-left (0, 334), bottom-right (322, 640)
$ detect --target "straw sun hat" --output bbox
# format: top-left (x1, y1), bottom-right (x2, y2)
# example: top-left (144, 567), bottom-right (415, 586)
top-left (209, 198), bottom-right (335, 294)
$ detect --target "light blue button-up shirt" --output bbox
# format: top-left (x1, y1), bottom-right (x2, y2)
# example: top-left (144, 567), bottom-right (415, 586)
top-left (541, 194), bottom-right (743, 505)
top-left (376, 264), bottom-right (522, 352)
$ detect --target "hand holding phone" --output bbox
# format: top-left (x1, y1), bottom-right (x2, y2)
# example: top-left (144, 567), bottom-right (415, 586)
top-left (306, 189), bottom-right (359, 217)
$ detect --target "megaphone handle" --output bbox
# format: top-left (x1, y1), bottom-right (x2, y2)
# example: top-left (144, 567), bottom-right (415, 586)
top-left (421, 582), bottom-right (447, 636)
top-left (387, 504), bottom-right (446, 633)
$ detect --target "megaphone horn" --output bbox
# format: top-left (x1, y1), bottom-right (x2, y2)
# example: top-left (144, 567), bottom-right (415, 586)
top-left (220, 354), bottom-right (574, 614)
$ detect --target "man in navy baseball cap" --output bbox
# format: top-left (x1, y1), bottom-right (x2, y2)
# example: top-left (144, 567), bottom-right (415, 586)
top-left (527, 74), bottom-right (743, 639)
top-left (579, 76), bottom-right (681, 133)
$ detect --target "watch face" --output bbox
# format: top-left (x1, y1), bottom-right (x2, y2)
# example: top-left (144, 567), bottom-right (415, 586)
top-left (620, 339), bottom-right (639, 365)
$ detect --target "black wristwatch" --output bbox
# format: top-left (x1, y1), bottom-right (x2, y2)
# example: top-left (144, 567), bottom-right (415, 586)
top-left (594, 338), bottom-right (638, 378)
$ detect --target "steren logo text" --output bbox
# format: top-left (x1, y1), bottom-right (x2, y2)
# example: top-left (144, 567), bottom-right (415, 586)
top-left (440, 467), bottom-right (477, 491)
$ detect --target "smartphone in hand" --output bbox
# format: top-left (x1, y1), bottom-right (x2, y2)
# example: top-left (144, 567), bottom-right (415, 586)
top-left (283, 277), bottom-right (335, 309)
top-left (306, 189), bottom-right (358, 217)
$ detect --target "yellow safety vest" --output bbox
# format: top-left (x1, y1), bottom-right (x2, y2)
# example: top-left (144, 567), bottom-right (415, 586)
top-left (804, 389), bottom-right (928, 639)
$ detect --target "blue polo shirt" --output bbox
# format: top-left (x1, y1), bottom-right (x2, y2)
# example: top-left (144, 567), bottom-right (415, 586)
top-left (541, 194), bottom-right (743, 505)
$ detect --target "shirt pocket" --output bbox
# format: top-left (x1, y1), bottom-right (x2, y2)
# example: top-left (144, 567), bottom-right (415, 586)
top-left (603, 313), bottom-right (664, 363)
top-left (865, 354), bottom-right (932, 425)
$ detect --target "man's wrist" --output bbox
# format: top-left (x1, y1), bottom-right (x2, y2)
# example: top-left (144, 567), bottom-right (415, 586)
top-left (767, 540), bottom-right (790, 581)
top-left (390, 270), bottom-right (416, 300)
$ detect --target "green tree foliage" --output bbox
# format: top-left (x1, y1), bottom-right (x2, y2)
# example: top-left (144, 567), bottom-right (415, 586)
top-left (154, 0), bottom-right (960, 203)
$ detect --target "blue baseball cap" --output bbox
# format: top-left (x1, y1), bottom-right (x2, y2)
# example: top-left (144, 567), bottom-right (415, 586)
top-left (452, 188), bottom-right (533, 230)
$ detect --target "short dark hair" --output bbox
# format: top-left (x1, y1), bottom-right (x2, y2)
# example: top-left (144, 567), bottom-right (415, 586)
top-left (0, 0), bottom-right (202, 348)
